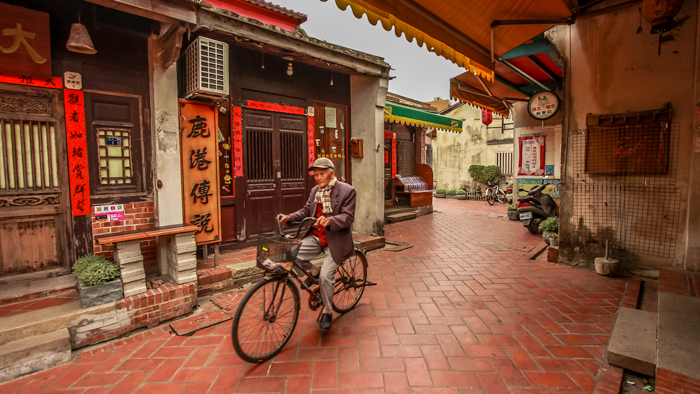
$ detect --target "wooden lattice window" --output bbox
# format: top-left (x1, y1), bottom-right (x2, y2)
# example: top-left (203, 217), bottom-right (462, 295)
top-left (97, 128), bottom-right (132, 185)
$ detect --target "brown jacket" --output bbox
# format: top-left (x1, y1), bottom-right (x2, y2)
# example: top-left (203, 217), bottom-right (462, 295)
top-left (289, 181), bottom-right (356, 264)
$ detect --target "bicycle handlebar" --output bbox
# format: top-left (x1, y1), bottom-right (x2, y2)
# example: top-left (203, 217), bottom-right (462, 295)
top-left (277, 215), bottom-right (316, 239)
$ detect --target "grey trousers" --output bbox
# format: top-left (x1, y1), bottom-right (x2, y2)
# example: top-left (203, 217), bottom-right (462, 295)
top-left (294, 235), bottom-right (338, 311)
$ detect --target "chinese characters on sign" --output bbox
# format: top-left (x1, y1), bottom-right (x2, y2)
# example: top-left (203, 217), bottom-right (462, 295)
top-left (527, 92), bottom-right (560, 121)
top-left (517, 178), bottom-right (560, 198)
top-left (232, 106), bottom-right (243, 178)
top-left (180, 100), bottom-right (221, 244)
top-left (0, 3), bottom-right (52, 79)
top-left (307, 116), bottom-right (315, 174)
top-left (64, 89), bottom-right (91, 216)
top-left (518, 135), bottom-right (546, 176)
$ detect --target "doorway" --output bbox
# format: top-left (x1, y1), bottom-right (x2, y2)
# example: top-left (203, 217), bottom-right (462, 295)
top-left (0, 84), bottom-right (73, 278)
top-left (244, 109), bottom-right (307, 236)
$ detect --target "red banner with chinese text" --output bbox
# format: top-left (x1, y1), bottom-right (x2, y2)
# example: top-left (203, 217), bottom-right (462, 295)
top-left (247, 100), bottom-right (305, 115)
top-left (180, 100), bottom-right (221, 245)
top-left (307, 116), bottom-right (315, 174)
top-left (64, 89), bottom-right (90, 216)
top-left (0, 74), bottom-right (61, 89)
top-left (518, 135), bottom-right (546, 176)
top-left (232, 106), bottom-right (243, 178)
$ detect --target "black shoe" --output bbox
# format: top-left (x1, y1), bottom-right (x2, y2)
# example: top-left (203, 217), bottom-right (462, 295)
top-left (303, 272), bottom-right (320, 288)
top-left (319, 313), bottom-right (332, 331)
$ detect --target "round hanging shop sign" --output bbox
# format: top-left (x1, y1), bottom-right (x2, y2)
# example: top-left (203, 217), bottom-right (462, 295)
top-left (528, 91), bottom-right (560, 120)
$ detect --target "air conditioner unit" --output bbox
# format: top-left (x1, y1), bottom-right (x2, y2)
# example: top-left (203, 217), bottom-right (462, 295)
top-left (183, 37), bottom-right (229, 100)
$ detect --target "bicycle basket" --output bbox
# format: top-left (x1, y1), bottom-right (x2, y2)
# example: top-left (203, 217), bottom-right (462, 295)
top-left (256, 234), bottom-right (302, 273)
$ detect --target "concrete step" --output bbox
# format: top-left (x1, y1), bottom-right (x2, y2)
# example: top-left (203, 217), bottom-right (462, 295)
top-left (386, 212), bottom-right (417, 223)
top-left (657, 292), bottom-right (700, 380)
top-left (353, 232), bottom-right (385, 252)
top-left (0, 300), bottom-right (112, 347)
top-left (607, 307), bottom-right (657, 376)
top-left (0, 328), bottom-right (71, 384)
top-left (385, 206), bottom-right (418, 217)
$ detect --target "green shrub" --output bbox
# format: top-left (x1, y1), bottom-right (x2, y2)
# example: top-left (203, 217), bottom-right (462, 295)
top-left (74, 254), bottom-right (120, 287)
top-left (435, 188), bottom-right (447, 194)
top-left (455, 190), bottom-right (466, 195)
top-left (507, 203), bottom-right (516, 211)
top-left (445, 189), bottom-right (458, 195)
top-left (539, 217), bottom-right (559, 233)
top-left (468, 165), bottom-right (502, 185)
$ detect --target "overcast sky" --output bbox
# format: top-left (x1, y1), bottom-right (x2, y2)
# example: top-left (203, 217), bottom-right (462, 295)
top-left (277, 0), bottom-right (465, 102)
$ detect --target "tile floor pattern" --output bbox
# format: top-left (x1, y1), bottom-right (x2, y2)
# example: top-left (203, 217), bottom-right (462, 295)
top-left (0, 289), bottom-right (79, 318)
top-left (1, 200), bottom-right (631, 393)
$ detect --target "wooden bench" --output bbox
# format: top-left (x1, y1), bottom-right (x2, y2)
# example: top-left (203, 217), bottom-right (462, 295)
top-left (95, 224), bottom-right (199, 297)
top-left (393, 164), bottom-right (435, 208)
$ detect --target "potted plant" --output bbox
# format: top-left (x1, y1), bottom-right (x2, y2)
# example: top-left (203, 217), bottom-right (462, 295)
top-left (507, 204), bottom-right (519, 220)
top-left (549, 233), bottom-right (559, 247)
top-left (74, 254), bottom-right (123, 308)
top-left (455, 190), bottom-right (467, 200)
top-left (446, 189), bottom-right (458, 199)
top-left (435, 188), bottom-right (447, 198)
top-left (539, 217), bottom-right (559, 244)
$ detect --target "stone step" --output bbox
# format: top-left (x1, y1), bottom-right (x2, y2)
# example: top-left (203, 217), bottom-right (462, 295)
top-left (353, 232), bottom-right (385, 252)
top-left (657, 292), bottom-right (700, 380)
top-left (386, 212), bottom-right (417, 223)
top-left (607, 307), bottom-right (657, 376)
top-left (0, 328), bottom-right (71, 384)
top-left (0, 300), bottom-right (111, 347)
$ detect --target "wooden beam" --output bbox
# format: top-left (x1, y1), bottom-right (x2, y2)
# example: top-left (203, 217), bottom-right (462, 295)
top-left (84, 0), bottom-right (197, 24)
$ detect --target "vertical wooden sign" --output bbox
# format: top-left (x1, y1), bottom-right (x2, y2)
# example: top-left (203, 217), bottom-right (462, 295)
top-left (179, 100), bottom-right (221, 245)
top-left (64, 89), bottom-right (90, 216)
top-left (0, 3), bottom-right (52, 79)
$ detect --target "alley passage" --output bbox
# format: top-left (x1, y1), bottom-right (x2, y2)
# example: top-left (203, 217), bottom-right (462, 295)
top-left (0, 199), bottom-right (630, 394)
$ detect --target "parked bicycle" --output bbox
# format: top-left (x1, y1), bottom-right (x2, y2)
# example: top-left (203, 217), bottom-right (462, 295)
top-left (231, 216), bottom-right (375, 363)
top-left (485, 181), bottom-right (507, 205)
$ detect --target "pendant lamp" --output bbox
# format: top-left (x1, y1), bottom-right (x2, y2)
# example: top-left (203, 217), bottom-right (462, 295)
top-left (66, 23), bottom-right (97, 54)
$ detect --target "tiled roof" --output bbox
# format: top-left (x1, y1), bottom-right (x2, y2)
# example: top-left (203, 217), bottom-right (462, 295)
top-left (240, 0), bottom-right (307, 23)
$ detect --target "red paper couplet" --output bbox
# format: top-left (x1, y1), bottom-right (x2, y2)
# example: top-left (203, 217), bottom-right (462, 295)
top-left (247, 100), bottom-right (305, 115)
top-left (0, 74), bottom-right (62, 89)
top-left (63, 89), bottom-right (91, 216)
top-left (232, 106), bottom-right (243, 177)
top-left (307, 116), bottom-right (315, 174)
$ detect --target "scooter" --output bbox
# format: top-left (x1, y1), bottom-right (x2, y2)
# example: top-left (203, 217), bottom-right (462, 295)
top-left (516, 182), bottom-right (558, 234)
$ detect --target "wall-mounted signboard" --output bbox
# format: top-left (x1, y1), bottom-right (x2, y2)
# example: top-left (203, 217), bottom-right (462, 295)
top-left (528, 92), bottom-right (560, 121)
top-left (179, 100), bottom-right (221, 245)
top-left (0, 3), bottom-right (52, 79)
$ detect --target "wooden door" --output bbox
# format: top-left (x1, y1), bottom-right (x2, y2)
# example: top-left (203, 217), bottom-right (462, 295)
top-left (244, 109), bottom-right (306, 236)
top-left (0, 84), bottom-right (72, 277)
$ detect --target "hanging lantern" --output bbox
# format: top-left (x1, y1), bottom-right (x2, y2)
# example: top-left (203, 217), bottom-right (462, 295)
top-left (642, 0), bottom-right (684, 34)
top-left (481, 108), bottom-right (493, 126)
top-left (66, 23), bottom-right (97, 54)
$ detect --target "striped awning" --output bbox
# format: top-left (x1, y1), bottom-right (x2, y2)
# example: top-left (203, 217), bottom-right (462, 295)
top-left (384, 101), bottom-right (463, 133)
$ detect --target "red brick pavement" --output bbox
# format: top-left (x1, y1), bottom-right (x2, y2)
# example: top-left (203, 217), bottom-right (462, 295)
top-left (0, 200), bottom-right (632, 394)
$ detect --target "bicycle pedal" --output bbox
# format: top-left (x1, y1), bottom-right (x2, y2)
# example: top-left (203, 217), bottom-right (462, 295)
top-left (308, 288), bottom-right (323, 311)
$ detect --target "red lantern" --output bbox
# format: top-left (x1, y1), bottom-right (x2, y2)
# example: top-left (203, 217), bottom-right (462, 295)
top-left (481, 108), bottom-right (493, 126)
top-left (642, 0), bottom-right (684, 34)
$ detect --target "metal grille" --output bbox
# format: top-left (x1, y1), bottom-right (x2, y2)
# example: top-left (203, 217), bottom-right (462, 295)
top-left (246, 129), bottom-right (273, 181)
top-left (0, 118), bottom-right (59, 191)
top-left (280, 132), bottom-right (303, 180)
top-left (496, 152), bottom-right (513, 175)
top-left (568, 122), bottom-right (681, 258)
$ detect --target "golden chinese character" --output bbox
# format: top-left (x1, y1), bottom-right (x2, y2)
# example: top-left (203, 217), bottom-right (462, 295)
top-left (0, 23), bottom-right (47, 64)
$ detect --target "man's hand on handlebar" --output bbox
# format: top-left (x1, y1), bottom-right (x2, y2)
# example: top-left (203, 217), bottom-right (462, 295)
top-left (315, 216), bottom-right (330, 228)
top-left (279, 214), bottom-right (291, 224)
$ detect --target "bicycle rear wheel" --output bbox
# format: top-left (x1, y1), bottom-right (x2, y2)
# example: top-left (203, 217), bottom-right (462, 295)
top-left (496, 189), bottom-right (507, 204)
top-left (486, 189), bottom-right (495, 205)
top-left (332, 250), bottom-right (368, 314)
top-left (232, 277), bottom-right (300, 363)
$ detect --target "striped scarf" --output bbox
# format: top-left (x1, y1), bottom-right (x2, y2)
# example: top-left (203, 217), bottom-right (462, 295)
top-left (315, 177), bottom-right (337, 214)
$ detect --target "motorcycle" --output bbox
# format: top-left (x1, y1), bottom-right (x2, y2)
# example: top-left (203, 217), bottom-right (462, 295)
top-left (516, 181), bottom-right (558, 234)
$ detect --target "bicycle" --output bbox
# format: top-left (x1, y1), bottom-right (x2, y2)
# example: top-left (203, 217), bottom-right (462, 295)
top-left (231, 216), bottom-right (375, 363)
top-left (485, 181), bottom-right (507, 205)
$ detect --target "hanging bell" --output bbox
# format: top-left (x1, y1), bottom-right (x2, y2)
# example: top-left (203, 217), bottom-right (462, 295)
top-left (66, 23), bottom-right (97, 54)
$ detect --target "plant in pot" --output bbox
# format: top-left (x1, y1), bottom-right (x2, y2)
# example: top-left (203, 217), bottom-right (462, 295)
top-left (455, 189), bottom-right (467, 200)
top-left (74, 254), bottom-right (124, 308)
top-left (507, 203), bottom-right (519, 220)
top-left (435, 188), bottom-right (447, 198)
top-left (539, 217), bottom-right (559, 244)
top-left (549, 233), bottom-right (559, 247)
top-left (446, 189), bottom-right (458, 199)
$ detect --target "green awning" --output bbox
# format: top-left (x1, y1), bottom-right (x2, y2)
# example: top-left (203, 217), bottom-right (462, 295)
top-left (384, 101), bottom-right (463, 133)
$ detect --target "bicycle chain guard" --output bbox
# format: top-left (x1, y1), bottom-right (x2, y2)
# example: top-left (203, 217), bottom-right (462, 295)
top-left (308, 288), bottom-right (323, 311)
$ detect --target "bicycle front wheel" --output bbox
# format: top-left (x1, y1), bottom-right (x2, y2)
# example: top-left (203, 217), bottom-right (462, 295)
top-left (332, 250), bottom-right (368, 314)
top-left (486, 189), bottom-right (495, 205)
top-left (496, 189), bottom-right (507, 204)
top-left (232, 277), bottom-right (300, 363)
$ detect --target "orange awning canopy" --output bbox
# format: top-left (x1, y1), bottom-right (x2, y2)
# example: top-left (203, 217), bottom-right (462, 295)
top-left (450, 71), bottom-right (529, 117)
top-left (322, 0), bottom-right (572, 81)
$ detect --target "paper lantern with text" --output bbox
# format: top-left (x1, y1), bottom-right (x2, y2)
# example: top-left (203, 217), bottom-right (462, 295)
top-left (481, 108), bottom-right (493, 126)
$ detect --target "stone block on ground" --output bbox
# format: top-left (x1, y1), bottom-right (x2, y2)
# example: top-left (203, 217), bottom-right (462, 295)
top-left (0, 328), bottom-right (71, 384)
top-left (607, 307), bottom-right (657, 376)
top-left (122, 280), bottom-right (147, 297)
top-left (657, 292), bottom-right (700, 380)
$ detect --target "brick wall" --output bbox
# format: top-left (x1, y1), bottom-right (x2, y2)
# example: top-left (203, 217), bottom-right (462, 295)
top-left (397, 140), bottom-right (416, 176)
top-left (91, 202), bottom-right (158, 275)
top-left (71, 282), bottom-right (196, 349)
